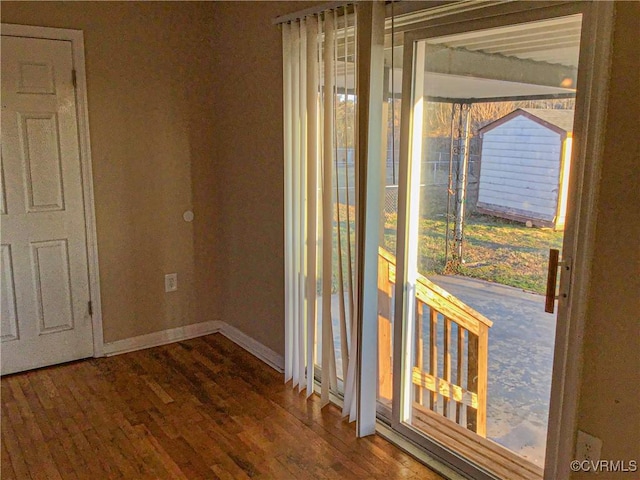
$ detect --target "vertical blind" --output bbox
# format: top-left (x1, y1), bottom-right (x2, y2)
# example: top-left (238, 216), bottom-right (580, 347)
top-left (282, 7), bottom-right (360, 418)
top-left (283, 1), bottom-right (386, 437)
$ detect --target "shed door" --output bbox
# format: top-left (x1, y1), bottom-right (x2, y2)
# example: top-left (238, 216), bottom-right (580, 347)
top-left (1, 35), bottom-right (94, 375)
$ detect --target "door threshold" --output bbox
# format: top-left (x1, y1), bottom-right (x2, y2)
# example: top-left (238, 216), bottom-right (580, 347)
top-left (375, 421), bottom-right (468, 480)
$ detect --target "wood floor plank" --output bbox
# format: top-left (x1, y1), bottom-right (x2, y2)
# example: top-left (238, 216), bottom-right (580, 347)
top-left (1, 333), bottom-right (445, 480)
top-left (1, 418), bottom-right (28, 480)
top-left (44, 440), bottom-right (80, 480)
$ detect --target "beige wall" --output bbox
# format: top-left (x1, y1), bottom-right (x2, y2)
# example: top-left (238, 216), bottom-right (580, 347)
top-left (202, 1), bottom-right (319, 353)
top-left (1, 2), bottom-right (219, 342)
top-left (573, 1), bottom-right (640, 477)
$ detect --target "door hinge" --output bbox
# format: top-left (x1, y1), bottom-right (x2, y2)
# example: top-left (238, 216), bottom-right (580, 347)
top-left (72, 69), bottom-right (77, 88)
top-left (88, 301), bottom-right (93, 316)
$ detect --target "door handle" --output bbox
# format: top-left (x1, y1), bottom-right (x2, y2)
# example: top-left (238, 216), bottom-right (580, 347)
top-left (545, 249), bottom-right (571, 313)
top-left (545, 249), bottom-right (559, 313)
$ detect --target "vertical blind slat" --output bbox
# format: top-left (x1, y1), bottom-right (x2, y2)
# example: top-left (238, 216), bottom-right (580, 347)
top-left (321, 13), bottom-right (336, 407)
top-left (291, 22), bottom-right (302, 388)
top-left (332, 8), bottom-right (349, 399)
top-left (341, 5), bottom-right (358, 421)
top-left (305, 16), bottom-right (319, 398)
top-left (298, 19), bottom-right (307, 391)
top-left (283, 22), bottom-right (294, 382)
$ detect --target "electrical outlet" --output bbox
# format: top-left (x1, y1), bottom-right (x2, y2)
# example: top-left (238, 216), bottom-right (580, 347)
top-left (165, 273), bottom-right (178, 292)
top-left (575, 430), bottom-right (602, 463)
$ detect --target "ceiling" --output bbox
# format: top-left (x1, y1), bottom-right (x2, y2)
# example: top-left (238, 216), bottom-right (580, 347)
top-left (428, 14), bottom-right (582, 68)
top-left (384, 14), bottom-right (582, 101)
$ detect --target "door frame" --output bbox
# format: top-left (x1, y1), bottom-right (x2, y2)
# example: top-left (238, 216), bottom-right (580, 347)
top-left (389, 2), bottom-right (615, 478)
top-left (2, 23), bottom-right (104, 358)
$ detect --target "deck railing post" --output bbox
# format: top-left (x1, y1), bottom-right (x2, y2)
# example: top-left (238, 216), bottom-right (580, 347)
top-left (456, 327), bottom-right (464, 425)
top-left (416, 301), bottom-right (424, 405)
top-left (466, 326), bottom-right (488, 437)
top-left (476, 325), bottom-right (489, 437)
top-left (377, 253), bottom-right (393, 401)
top-left (467, 332), bottom-right (479, 433)
top-left (443, 318), bottom-right (452, 418)
top-left (429, 308), bottom-right (438, 411)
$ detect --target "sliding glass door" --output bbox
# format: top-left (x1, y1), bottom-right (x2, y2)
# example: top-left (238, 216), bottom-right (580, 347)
top-left (382, 3), bottom-right (602, 478)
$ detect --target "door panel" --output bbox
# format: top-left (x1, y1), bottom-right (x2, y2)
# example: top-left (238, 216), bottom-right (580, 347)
top-left (0, 244), bottom-right (19, 342)
top-left (389, 7), bottom-right (587, 479)
top-left (21, 113), bottom-right (66, 212)
top-left (31, 239), bottom-right (75, 334)
top-left (1, 35), bottom-right (93, 375)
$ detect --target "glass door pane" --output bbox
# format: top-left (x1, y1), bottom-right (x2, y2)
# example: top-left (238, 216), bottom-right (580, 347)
top-left (395, 13), bottom-right (582, 479)
top-left (377, 26), bottom-right (404, 412)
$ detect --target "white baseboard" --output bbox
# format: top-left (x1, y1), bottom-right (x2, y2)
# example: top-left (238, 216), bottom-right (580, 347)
top-left (218, 324), bottom-right (284, 373)
top-left (103, 320), bottom-right (224, 356)
top-left (102, 320), bottom-right (284, 373)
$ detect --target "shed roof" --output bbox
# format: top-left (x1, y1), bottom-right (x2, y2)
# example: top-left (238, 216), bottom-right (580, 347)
top-left (519, 108), bottom-right (574, 132)
top-left (479, 108), bottom-right (575, 135)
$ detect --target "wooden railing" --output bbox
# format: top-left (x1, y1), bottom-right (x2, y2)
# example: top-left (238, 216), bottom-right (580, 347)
top-left (377, 247), bottom-right (493, 436)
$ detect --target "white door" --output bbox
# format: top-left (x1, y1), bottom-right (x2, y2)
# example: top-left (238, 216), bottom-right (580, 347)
top-left (1, 35), bottom-right (94, 375)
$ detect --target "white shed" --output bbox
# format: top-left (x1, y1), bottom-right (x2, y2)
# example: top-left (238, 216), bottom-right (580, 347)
top-left (476, 108), bottom-right (574, 230)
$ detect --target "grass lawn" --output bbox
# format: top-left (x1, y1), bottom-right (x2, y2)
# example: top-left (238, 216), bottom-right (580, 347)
top-left (454, 214), bottom-right (563, 294)
top-left (333, 206), bottom-right (563, 294)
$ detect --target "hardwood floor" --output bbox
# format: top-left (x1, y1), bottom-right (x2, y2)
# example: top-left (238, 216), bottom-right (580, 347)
top-left (1, 334), bottom-right (445, 479)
